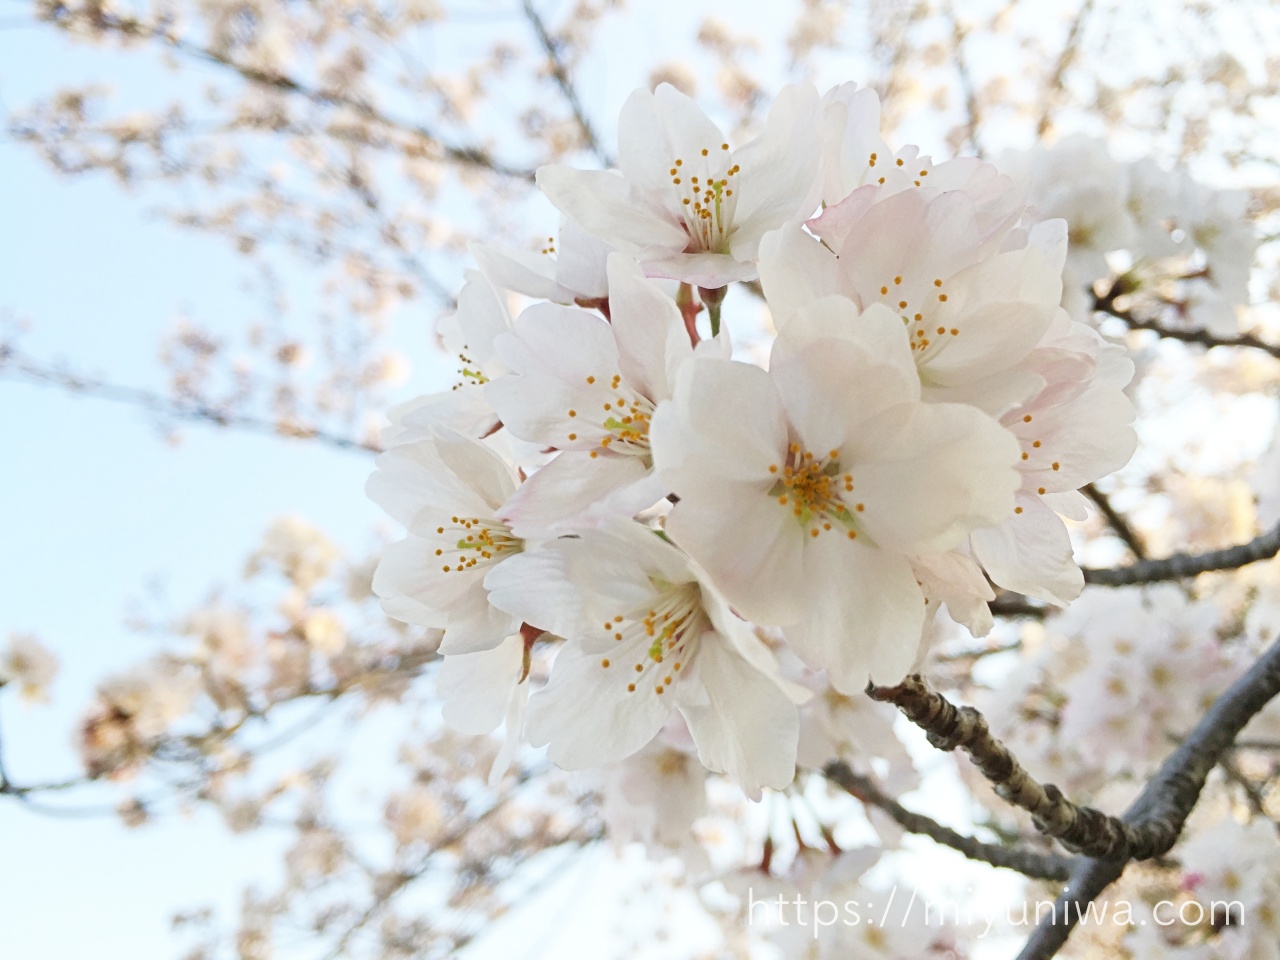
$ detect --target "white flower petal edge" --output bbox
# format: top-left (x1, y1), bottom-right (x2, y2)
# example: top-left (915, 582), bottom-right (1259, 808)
top-left (537, 83), bottom-right (821, 287)
top-left (519, 523), bottom-right (799, 798)
top-left (366, 427), bottom-right (524, 654)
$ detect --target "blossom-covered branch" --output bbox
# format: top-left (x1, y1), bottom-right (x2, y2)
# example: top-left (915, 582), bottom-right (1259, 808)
top-left (823, 761), bottom-right (1075, 880)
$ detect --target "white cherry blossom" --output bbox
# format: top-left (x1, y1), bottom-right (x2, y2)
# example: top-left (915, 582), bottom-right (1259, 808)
top-left (537, 82), bottom-right (821, 287)
top-left (490, 521), bottom-right (801, 798)
top-left (485, 253), bottom-right (714, 536)
top-left (651, 299), bottom-right (1021, 690)
top-left (366, 426), bottom-right (525, 654)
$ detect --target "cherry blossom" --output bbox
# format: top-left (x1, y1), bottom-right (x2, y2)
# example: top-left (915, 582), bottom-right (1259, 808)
top-left (366, 427), bottom-right (525, 654)
top-left (651, 299), bottom-right (1020, 690)
top-left (537, 82), bottom-right (821, 287)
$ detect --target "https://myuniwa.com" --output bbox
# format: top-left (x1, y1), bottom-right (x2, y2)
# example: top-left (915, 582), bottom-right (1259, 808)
top-left (746, 887), bottom-right (1243, 939)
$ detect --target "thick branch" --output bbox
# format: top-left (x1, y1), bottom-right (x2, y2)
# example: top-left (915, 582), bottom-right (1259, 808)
top-left (1082, 518), bottom-right (1280, 586)
top-left (823, 761), bottom-right (1074, 880)
top-left (1015, 635), bottom-right (1280, 959)
top-left (866, 675), bottom-right (1171, 860)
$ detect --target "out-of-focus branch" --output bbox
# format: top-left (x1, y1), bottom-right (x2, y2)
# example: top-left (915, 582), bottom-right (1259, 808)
top-left (1015, 636), bottom-right (1280, 960)
top-left (1082, 519), bottom-right (1280, 586)
top-left (33, 5), bottom-right (538, 182)
top-left (823, 761), bottom-right (1074, 880)
top-left (520, 0), bottom-right (612, 166)
top-left (1036, 0), bottom-right (1095, 138)
top-left (1094, 290), bottom-right (1280, 360)
top-left (1082, 482), bottom-right (1147, 560)
top-left (944, 2), bottom-right (983, 157)
top-left (0, 344), bottom-right (380, 454)
top-left (988, 595), bottom-right (1051, 620)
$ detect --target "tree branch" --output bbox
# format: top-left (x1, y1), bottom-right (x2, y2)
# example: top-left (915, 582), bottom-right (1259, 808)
top-left (823, 761), bottom-right (1074, 880)
top-left (1036, 0), bottom-right (1095, 138)
top-left (520, 0), bottom-right (612, 167)
top-left (866, 675), bottom-right (1175, 860)
top-left (1094, 290), bottom-right (1280, 360)
top-left (0, 344), bottom-right (379, 455)
top-left (1082, 518), bottom-right (1280, 586)
top-left (34, 6), bottom-right (538, 182)
top-left (1015, 635), bottom-right (1280, 959)
top-left (1082, 482), bottom-right (1147, 560)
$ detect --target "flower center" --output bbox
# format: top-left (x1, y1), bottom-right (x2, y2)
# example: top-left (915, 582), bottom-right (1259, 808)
top-left (768, 444), bottom-right (864, 539)
top-left (667, 144), bottom-right (739, 254)
top-left (596, 581), bottom-right (705, 696)
top-left (871, 274), bottom-right (961, 361)
top-left (431, 516), bottom-right (521, 573)
top-left (451, 342), bottom-right (488, 392)
top-left (571, 373), bottom-right (655, 459)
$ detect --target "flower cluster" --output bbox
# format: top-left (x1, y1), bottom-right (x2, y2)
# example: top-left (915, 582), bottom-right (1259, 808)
top-left (368, 82), bottom-right (1138, 797)
top-left (1001, 135), bottom-right (1258, 333)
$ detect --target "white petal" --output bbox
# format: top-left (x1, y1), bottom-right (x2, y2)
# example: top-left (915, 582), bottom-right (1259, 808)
top-left (678, 637), bottom-right (799, 798)
top-left (849, 403), bottom-right (1020, 554)
top-left (606, 253), bottom-right (691, 401)
top-left (970, 494), bottom-right (1083, 605)
top-left (471, 242), bottom-right (576, 303)
top-left (438, 634), bottom-right (525, 734)
top-left (525, 639), bottom-right (672, 768)
top-left (536, 166), bottom-right (689, 260)
top-left (498, 451), bottom-right (663, 538)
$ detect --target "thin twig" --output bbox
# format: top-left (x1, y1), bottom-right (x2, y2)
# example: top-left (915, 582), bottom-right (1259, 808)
top-left (823, 761), bottom-right (1074, 880)
top-left (989, 594), bottom-right (1051, 620)
top-left (1082, 483), bottom-right (1147, 560)
top-left (0, 344), bottom-right (379, 455)
top-left (1015, 636), bottom-right (1280, 960)
top-left (1082, 518), bottom-right (1280, 586)
top-left (1036, 0), bottom-right (1095, 138)
top-left (33, 6), bottom-right (537, 182)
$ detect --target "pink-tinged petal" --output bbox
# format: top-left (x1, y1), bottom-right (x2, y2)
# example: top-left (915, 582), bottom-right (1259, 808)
top-left (536, 165), bottom-right (689, 259)
top-left (922, 246), bottom-right (1061, 385)
top-left (805, 183), bottom-right (881, 254)
top-left (678, 636), bottom-right (799, 799)
top-left (1019, 380), bottom-right (1137, 493)
top-left (818, 82), bottom-right (891, 202)
top-left (470, 241), bottom-right (576, 303)
top-left (1042, 489), bottom-right (1090, 521)
top-left (525, 638), bottom-right (673, 768)
top-left (783, 538), bottom-right (924, 691)
top-left (727, 83), bottom-right (823, 259)
top-left (498, 451), bottom-right (663, 539)
top-left (910, 551), bottom-right (995, 637)
top-left (849, 403), bottom-right (1020, 554)
top-left (651, 358), bottom-right (788, 490)
top-left (921, 368), bottom-right (1047, 419)
top-left (757, 223), bottom-right (849, 326)
top-left (438, 635), bottom-right (524, 734)
top-left (970, 494), bottom-right (1083, 605)
top-left (642, 251), bottom-right (758, 287)
top-left (606, 253), bottom-right (691, 402)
